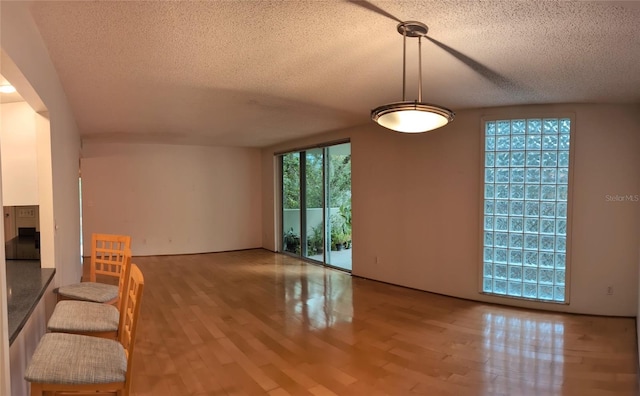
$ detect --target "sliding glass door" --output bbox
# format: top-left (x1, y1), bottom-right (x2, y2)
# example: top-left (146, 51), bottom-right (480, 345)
top-left (282, 152), bottom-right (301, 255)
top-left (325, 143), bottom-right (351, 270)
top-left (280, 142), bottom-right (351, 271)
top-left (304, 148), bottom-right (324, 261)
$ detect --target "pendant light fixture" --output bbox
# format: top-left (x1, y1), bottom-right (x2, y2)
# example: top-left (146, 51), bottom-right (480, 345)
top-left (371, 21), bottom-right (454, 133)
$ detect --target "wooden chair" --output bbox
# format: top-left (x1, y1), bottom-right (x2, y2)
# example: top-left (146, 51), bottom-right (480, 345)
top-left (46, 250), bottom-right (132, 339)
top-left (25, 264), bottom-right (145, 396)
top-left (57, 233), bottom-right (131, 304)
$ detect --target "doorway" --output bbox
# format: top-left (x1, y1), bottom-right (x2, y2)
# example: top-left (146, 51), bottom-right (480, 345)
top-left (280, 142), bottom-right (351, 271)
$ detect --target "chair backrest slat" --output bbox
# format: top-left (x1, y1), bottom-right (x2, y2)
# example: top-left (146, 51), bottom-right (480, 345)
top-left (116, 250), bottom-right (133, 314)
top-left (89, 233), bottom-right (131, 282)
top-left (120, 263), bottom-right (144, 389)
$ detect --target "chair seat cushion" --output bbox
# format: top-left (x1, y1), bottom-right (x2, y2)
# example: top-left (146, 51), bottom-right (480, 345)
top-left (57, 282), bottom-right (119, 303)
top-left (24, 333), bottom-right (126, 384)
top-left (48, 301), bottom-right (119, 333)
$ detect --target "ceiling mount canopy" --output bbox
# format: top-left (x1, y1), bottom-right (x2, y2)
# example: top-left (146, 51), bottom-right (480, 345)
top-left (371, 21), bottom-right (454, 133)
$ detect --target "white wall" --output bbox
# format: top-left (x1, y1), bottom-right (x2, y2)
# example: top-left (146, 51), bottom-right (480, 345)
top-left (0, 102), bottom-right (39, 205)
top-left (1, 2), bottom-right (82, 392)
top-left (81, 142), bottom-right (262, 256)
top-left (283, 208), bottom-right (339, 236)
top-left (0, 105), bottom-right (55, 269)
top-left (1, 1), bottom-right (82, 285)
top-left (35, 113), bottom-right (55, 270)
top-left (262, 103), bottom-right (640, 317)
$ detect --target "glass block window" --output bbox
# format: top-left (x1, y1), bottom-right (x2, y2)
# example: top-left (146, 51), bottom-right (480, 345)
top-left (482, 118), bottom-right (570, 303)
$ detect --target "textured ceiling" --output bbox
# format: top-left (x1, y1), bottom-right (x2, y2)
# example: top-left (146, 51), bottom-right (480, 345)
top-left (27, 0), bottom-right (640, 147)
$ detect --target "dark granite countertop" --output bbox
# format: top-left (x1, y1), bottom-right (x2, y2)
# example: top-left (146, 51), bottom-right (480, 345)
top-left (6, 260), bottom-right (55, 345)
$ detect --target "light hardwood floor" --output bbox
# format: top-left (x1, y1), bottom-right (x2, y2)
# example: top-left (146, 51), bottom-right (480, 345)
top-left (116, 249), bottom-right (638, 395)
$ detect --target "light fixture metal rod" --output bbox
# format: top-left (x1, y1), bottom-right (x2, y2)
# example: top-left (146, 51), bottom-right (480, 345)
top-left (418, 36), bottom-right (422, 102)
top-left (402, 25), bottom-right (407, 101)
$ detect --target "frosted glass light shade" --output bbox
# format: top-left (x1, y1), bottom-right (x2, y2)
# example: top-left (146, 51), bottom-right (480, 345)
top-left (371, 101), bottom-right (455, 133)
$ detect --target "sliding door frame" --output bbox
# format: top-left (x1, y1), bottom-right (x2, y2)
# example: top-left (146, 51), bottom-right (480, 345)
top-left (277, 139), bottom-right (350, 271)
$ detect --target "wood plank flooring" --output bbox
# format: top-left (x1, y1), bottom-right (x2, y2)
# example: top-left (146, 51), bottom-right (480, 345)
top-left (120, 249), bottom-right (637, 395)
